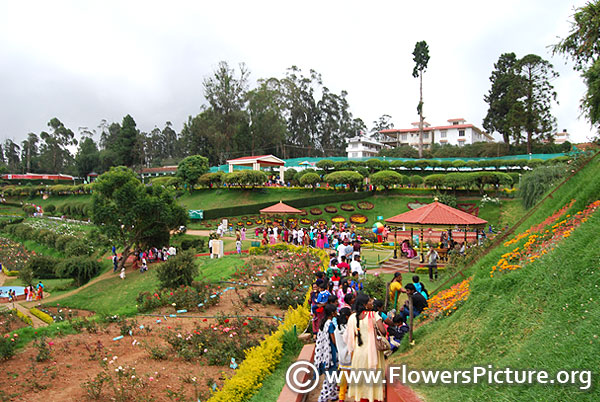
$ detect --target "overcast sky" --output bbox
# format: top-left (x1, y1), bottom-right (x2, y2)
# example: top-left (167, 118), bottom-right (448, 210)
top-left (0, 0), bottom-right (595, 147)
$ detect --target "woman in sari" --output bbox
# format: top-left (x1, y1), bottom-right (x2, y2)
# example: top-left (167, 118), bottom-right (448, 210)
top-left (401, 240), bottom-right (416, 258)
top-left (345, 293), bottom-right (386, 402)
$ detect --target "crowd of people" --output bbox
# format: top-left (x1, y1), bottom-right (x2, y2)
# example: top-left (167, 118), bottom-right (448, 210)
top-left (311, 267), bottom-right (429, 402)
top-left (111, 245), bottom-right (177, 278)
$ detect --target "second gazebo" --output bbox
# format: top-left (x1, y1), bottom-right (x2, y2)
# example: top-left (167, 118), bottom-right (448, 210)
top-left (385, 201), bottom-right (488, 262)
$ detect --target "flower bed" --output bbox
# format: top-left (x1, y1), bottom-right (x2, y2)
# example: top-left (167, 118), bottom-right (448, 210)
top-left (340, 203), bottom-right (355, 211)
top-left (0, 236), bottom-right (33, 272)
top-left (492, 199), bottom-right (599, 277)
top-left (357, 201), bottom-right (374, 210)
top-left (349, 213), bottom-right (368, 224)
top-left (30, 308), bottom-right (54, 324)
top-left (331, 215), bottom-right (346, 224)
top-left (324, 206), bottom-right (338, 213)
top-left (136, 282), bottom-right (221, 313)
top-left (309, 208), bottom-right (323, 215)
top-left (421, 278), bottom-right (471, 319)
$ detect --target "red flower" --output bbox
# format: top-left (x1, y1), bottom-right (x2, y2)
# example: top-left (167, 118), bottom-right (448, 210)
top-left (203, 318), bottom-right (208, 322)
top-left (224, 319), bottom-right (230, 323)
top-left (243, 322), bottom-right (248, 326)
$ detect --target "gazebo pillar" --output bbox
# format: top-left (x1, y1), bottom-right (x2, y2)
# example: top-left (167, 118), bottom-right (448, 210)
top-left (280, 165), bottom-right (285, 184)
top-left (228, 164), bottom-right (234, 173)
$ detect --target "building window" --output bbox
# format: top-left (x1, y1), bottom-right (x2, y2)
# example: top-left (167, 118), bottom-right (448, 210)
top-left (351, 152), bottom-right (358, 157)
top-left (423, 133), bottom-right (429, 140)
top-left (401, 134), bottom-right (407, 141)
top-left (441, 130), bottom-right (447, 138)
top-left (459, 130), bottom-right (465, 137)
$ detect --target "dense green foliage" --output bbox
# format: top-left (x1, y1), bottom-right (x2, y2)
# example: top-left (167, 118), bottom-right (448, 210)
top-left (155, 250), bottom-right (198, 289)
top-left (519, 165), bottom-right (566, 208)
top-left (323, 170), bottom-right (363, 190)
top-left (177, 155), bottom-right (209, 192)
top-left (92, 167), bottom-right (187, 266)
top-left (370, 170), bottom-right (405, 190)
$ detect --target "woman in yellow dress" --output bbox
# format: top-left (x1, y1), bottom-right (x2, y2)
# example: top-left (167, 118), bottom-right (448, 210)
top-left (345, 293), bottom-right (386, 402)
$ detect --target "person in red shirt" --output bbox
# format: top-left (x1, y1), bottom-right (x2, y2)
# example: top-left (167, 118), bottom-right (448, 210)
top-left (336, 255), bottom-right (350, 277)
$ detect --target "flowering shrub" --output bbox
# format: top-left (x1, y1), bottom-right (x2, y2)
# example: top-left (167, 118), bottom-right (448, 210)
top-left (491, 200), bottom-right (599, 277)
top-left (480, 194), bottom-right (501, 206)
top-left (162, 316), bottom-right (274, 365)
top-left (136, 282), bottom-right (220, 313)
top-left (0, 236), bottom-right (33, 271)
top-left (30, 308), bottom-right (54, 324)
top-left (421, 278), bottom-right (471, 319)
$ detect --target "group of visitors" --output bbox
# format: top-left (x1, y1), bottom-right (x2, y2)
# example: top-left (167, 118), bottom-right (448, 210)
top-left (111, 245), bottom-right (177, 278)
top-left (312, 269), bottom-right (429, 402)
top-left (258, 222), bottom-right (365, 250)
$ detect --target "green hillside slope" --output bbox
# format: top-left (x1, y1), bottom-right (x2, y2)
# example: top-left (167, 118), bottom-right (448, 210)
top-left (390, 154), bottom-right (600, 401)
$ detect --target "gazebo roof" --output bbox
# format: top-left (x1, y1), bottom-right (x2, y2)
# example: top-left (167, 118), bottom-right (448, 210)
top-left (259, 201), bottom-right (303, 215)
top-left (385, 201), bottom-right (487, 227)
top-left (226, 154), bottom-right (285, 167)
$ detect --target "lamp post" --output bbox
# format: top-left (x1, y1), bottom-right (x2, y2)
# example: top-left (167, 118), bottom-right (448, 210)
top-left (393, 228), bottom-right (398, 259)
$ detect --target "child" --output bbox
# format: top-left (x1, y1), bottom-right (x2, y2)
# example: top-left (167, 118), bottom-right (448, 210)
top-left (350, 271), bottom-right (363, 292)
top-left (236, 238), bottom-right (242, 254)
top-left (334, 307), bottom-right (352, 402)
top-left (314, 304), bottom-right (338, 402)
top-left (310, 283), bottom-right (320, 338)
top-left (119, 267), bottom-right (126, 280)
top-left (330, 269), bottom-right (341, 293)
top-left (412, 275), bottom-right (429, 299)
top-left (314, 282), bottom-right (331, 331)
top-left (336, 280), bottom-right (353, 308)
top-left (387, 314), bottom-right (410, 354)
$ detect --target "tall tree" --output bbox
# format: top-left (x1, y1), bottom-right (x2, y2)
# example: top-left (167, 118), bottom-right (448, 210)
top-left (370, 114), bottom-right (394, 140)
top-left (515, 54), bottom-right (559, 153)
top-left (553, 0), bottom-right (600, 137)
top-left (247, 80), bottom-right (288, 156)
top-left (160, 121), bottom-right (179, 159)
top-left (117, 114), bottom-right (139, 167)
top-left (75, 137), bottom-right (101, 178)
top-left (39, 118), bottom-right (77, 173)
top-left (21, 133), bottom-right (39, 172)
top-left (483, 53), bottom-right (524, 144)
top-left (412, 41), bottom-right (430, 158)
top-left (3, 139), bottom-right (21, 172)
top-left (203, 61), bottom-right (250, 162)
top-left (177, 155), bottom-right (209, 192)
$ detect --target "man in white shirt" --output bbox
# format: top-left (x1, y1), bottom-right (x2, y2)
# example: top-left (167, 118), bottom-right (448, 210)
top-left (298, 228), bottom-right (304, 245)
top-left (350, 254), bottom-right (364, 277)
top-left (292, 229), bottom-right (298, 245)
top-left (337, 238), bottom-right (349, 259)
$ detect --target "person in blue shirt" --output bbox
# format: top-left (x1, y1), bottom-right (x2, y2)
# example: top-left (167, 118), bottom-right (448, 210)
top-left (350, 271), bottom-right (363, 292)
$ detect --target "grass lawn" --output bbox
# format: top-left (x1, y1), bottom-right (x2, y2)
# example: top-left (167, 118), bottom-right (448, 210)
top-left (194, 254), bottom-right (246, 281)
top-left (177, 188), bottom-right (341, 211)
top-left (56, 269), bottom-right (160, 316)
top-left (17, 194), bottom-right (92, 209)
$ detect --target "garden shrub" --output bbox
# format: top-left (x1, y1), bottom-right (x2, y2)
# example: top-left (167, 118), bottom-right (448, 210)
top-left (25, 255), bottom-right (59, 278)
top-left (370, 170), bottom-right (405, 191)
top-left (0, 333), bottom-right (18, 360)
top-left (362, 274), bottom-right (387, 302)
top-left (519, 165), bottom-right (566, 209)
top-left (64, 239), bottom-right (92, 257)
top-left (45, 204), bottom-right (56, 214)
top-left (55, 235), bottom-right (76, 252)
top-left (156, 250), bottom-right (198, 289)
top-left (55, 256), bottom-right (101, 286)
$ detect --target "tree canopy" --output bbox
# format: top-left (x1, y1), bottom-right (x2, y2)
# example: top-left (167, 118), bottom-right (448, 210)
top-left (91, 166), bottom-right (187, 267)
top-left (177, 155), bottom-right (209, 192)
top-left (412, 41), bottom-right (430, 158)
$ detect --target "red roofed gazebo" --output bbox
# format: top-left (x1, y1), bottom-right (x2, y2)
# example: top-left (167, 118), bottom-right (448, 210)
top-left (385, 201), bottom-right (487, 262)
top-left (259, 201), bottom-right (302, 215)
top-left (385, 201), bottom-right (487, 227)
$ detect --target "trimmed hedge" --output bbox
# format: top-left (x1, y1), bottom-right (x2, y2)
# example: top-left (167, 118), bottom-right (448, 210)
top-left (12, 309), bottom-right (33, 326)
top-left (2, 266), bottom-right (19, 276)
top-left (30, 308), bottom-right (54, 324)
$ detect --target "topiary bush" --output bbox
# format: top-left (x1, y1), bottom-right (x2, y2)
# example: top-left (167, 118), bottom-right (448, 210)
top-left (25, 255), bottom-right (59, 279)
top-left (55, 256), bottom-right (101, 286)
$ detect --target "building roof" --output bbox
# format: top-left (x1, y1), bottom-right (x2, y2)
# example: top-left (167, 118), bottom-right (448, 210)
top-left (385, 201), bottom-right (487, 227)
top-left (259, 201), bottom-right (303, 215)
top-left (447, 118), bottom-right (466, 122)
top-left (1, 173), bottom-right (75, 181)
top-left (141, 166), bottom-right (178, 174)
top-left (227, 154), bottom-right (285, 167)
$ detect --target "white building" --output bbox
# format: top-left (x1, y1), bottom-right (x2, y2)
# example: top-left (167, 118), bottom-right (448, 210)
top-left (346, 135), bottom-right (388, 158)
top-left (380, 118), bottom-right (493, 149)
top-left (553, 130), bottom-right (571, 144)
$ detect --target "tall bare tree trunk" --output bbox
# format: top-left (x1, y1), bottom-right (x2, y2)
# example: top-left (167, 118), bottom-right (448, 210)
top-left (418, 71), bottom-right (424, 158)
